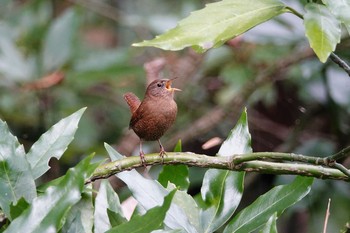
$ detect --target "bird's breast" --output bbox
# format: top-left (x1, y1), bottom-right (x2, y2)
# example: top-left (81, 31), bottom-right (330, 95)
top-left (130, 98), bottom-right (177, 141)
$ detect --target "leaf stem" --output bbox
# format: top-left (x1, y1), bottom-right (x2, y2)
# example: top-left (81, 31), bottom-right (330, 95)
top-left (285, 6), bottom-right (304, 19)
top-left (86, 151), bottom-right (350, 184)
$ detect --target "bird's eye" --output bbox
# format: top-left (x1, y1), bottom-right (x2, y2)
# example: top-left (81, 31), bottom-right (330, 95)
top-left (157, 83), bottom-right (162, 87)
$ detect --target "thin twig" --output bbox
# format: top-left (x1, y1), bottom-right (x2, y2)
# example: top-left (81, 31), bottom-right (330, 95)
top-left (327, 146), bottom-right (350, 161)
top-left (323, 198), bottom-right (331, 233)
top-left (70, 0), bottom-right (121, 21)
top-left (330, 163), bottom-right (350, 178)
top-left (330, 53), bottom-right (350, 77)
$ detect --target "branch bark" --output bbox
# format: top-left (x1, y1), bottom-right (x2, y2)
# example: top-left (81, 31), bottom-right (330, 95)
top-left (330, 53), bottom-right (350, 77)
top-left (86, 151), bottom-right (350, 184)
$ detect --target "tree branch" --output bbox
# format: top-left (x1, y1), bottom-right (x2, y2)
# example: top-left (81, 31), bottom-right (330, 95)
top-left (327, 146), bottom-right (350, 161)
top-left (86, 151), bottom-right (350, 184)
top-left (330, 53), bottom-right (350, 77)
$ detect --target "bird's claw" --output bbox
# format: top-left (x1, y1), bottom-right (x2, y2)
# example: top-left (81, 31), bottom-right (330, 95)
top-left (159, 149), bottom-right (167, 163)
top-left (140, 152), bottom-right (147, 167)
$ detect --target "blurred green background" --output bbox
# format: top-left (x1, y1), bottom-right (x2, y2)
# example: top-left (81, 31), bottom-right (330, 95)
top-left (0, 0), bottom-right (349, 232)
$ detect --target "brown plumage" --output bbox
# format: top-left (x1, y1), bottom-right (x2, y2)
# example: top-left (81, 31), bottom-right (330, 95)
top-left (124, 78), bottom-right (180, 164)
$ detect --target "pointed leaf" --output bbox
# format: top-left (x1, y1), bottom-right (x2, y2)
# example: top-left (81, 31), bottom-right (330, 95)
top-left (200, 170), bottom-right (244, 232)
top-left (105, 143), bottom-right (124, 160)
top-left (224, 176), bottom-right (313, 233)
top-left (199, 108), bottom-right (251, 233)
top-left (151, 230), bottom-right (183, 233)
top-left (105, 145), bottom-right (197, 233)
top-left (0, 120), bottom-right (36, 219)
top-left (4, 154), bottom-right (98, 233)
top-left (61, 187), bottom-right (94, 233)
top-left (133, 0), bottom-right (286, 52)
top-left (158, 140), bottom-right (189, 191)
top-left (166, 183), bottom-right (200, 232)
top-left (0, 38), bottom-right (34, 82)
top-left (9, 198), bottom-right (29, 220)
top-left (218, 107), bottom-right (252, 156)
top-left (42, 9), bottom-right (79, 72)
top-left (107, 208), bottom-right (127, 228)
top-left (158, 165), bottom-right (189, 191)
top-left (173, 139), bottom-right (182, 152)
top-left (94, 179), bottom-right (126, 233)
top-left (322, 0), bottom-right (350, 35)
top-left (304, 3), bottom-right (341, 62)
top-left (27, 107), bottom-right (86, 180)
top-left (260, 213), bottom-right (278, 233)
top-left (117, 170), bottom-right (197, 233)
top-left (106, 190), bottom-right (176, 233)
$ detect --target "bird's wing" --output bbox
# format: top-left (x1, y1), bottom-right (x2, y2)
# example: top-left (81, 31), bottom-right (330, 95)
top-left (124, 92), bottom-right (141, 114)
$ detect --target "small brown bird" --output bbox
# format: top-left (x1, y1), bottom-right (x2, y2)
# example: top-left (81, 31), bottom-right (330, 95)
top-left (124, 78), bottom-right (181, 164)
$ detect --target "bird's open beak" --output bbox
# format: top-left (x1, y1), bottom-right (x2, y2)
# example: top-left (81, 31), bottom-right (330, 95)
top-left (166, 78), bottom-right (181, 92)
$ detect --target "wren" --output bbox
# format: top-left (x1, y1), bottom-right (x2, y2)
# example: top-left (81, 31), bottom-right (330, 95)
top-left (124, 78), bottom-right (181, 164)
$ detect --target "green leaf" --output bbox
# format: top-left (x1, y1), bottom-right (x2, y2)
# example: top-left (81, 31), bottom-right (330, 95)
top-left (106, 190), bottom-right (176, 233)
top-left (105, 145), bottom-right (197, 233)
top-left (304, 3), bottom-right (341, 63)
top-left (0, 38), bottom-right (34, 82)
top-left (27, 107), bottom-right (86, 180)
top-left (42, 8), bottom-right (79, 72)
top-left (107, 208), bottom-right (127, 228)
top-left (173, 139), bottom-right (182, 152)
top-left (9, 198), bottom-right (29, 220)
top-left (322, 0), bottom-right (350, 35)
top-left (4, 154), bottom-right (98, 233)
top-left (199, 108), bottom-right (251, 233)
top-left (61, 188), bottom-right (94, 233)
top-left (94, 179), bottom-right (126, 232)
top-left (105, 143), bottom-right (124, 160)
top-left (158, 140), bottom-right (190, 191)
top-left (0, 120), bottom-right (36, 219)
top-left (223, 176), bottom-right (313, 233)
top-left (151, 230), bottom-right (183, 233)
top-left (133, 0), bottom-right (286, 52)
top-left (166, 183), bottom-right (201, 232)
top-left (158, 165), bottom-right (189, 191)
top-left (200, 170), bottom-right (244, 232)
top-left (259, 213), bottom-right (278, 233)
top-left (117, 170), bottom-right (197, 233)
top-left (217, 107), bottom-right (252, 156)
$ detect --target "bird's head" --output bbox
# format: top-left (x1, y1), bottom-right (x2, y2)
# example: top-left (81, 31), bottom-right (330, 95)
top-left (146, 78), bottom-right (181, 98)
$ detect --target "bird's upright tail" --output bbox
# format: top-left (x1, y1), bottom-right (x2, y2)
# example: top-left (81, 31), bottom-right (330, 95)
top-left (124, 92), bottom-right (141, 114)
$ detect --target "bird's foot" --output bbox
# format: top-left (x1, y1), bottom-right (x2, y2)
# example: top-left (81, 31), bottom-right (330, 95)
top-left (159, 148), bottom-right (167, 163)
top-left (140, 152), bottom-right (147, 167)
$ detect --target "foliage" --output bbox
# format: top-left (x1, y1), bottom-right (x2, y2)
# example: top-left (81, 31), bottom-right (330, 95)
top-left (134, 0), bottom-right (287, 52)
top-left (0, 109), bottom-right (99, 232)
top-left (133, 0), bottom-right (350, 63)
top-left (0, 108), bottom-right (314, 232)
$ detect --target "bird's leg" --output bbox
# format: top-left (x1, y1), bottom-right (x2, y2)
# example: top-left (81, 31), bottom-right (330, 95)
top-left (158, 139), bottom-right (166, 163)
top-left (139, 140), bottom-right (146, 166)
